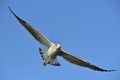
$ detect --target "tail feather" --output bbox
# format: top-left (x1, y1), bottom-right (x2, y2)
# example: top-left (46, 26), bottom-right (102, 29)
top-left (39, 48), bottom-right (61, 66)
top-left (50, 59), bottom-right (61, 66)
top-left (39, 48), bottom-right (46, 60)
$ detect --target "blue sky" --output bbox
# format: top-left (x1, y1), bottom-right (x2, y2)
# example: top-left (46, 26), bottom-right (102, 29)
top-left (0, 0), bottom-right (119, 80)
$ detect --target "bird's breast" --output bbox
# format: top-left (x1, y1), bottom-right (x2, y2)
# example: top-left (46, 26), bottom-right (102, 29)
top-left (47, 47), bottom-right (59, 58)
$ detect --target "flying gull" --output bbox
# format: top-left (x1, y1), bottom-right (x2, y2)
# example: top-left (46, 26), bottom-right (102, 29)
top-left (8, 7), bottom-right (115, 72)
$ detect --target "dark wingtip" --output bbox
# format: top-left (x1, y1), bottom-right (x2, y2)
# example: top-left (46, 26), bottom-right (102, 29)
top-left (92, 64), bottom-right (116, 72)
top-left (8, 6), bottom-right (26, 24)
top-left (98, 69), bottom-right (116, 72)
top-left (104, 70), bottom-right (116, 72)
top-left (8, 6), bottom-right (19, 19)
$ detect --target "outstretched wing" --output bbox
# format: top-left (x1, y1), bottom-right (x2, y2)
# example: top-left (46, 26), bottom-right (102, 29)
top-left (8, 7), bottom-right (53, 48)
top-left (60, 50), bottom-right (115, 72)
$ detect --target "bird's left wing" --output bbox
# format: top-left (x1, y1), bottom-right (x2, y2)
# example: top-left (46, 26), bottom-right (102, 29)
top-left (8, 7), bottom-right (53, 48)
top-left (60, 50), bottom-right (115, 72)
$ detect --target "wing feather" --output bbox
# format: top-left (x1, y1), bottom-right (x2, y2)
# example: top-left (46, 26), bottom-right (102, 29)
top-left (8, 7), bottom-right (53, 48)
top-left (60, 50), bottom-right (115, 72)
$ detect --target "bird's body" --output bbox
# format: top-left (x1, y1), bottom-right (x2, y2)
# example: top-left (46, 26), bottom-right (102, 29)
top-left (8, 7), bottom-right (115, 72)
top-left (47, 44), bottom-right (61, 57)
top-left (41, 44), bottom-right (61, 66)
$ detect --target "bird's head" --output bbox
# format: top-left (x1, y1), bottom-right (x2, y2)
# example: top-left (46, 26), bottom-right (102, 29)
top-left (55, 44), bottom-right (61, 49)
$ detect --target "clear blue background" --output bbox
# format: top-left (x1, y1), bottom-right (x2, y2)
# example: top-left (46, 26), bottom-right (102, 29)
top-left (0, 0), bottom-right (119, 80)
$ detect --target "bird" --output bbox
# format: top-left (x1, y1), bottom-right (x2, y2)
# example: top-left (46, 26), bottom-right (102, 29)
top-left (8, 7), bottom-right (115, 72)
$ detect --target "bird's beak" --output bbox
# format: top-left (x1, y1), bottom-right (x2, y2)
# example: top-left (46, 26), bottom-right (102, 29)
top-left (58, 44), bottom-right (61, 48)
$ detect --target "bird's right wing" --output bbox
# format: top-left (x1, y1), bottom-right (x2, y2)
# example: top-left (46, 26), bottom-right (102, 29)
top-left (60, 50), bottom-right (115, 72)
top-left (8, 7), bottom-right (53, 48)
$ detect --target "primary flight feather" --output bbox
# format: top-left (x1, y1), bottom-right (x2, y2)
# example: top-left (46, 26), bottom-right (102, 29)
top-left (8, 7), bottom-right (115, 72)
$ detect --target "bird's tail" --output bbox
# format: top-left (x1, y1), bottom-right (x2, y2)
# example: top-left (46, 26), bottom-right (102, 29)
top-left (39, 48), bottom-right (47, 60)
top-left (39, 48), bottom-right (61, 66)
